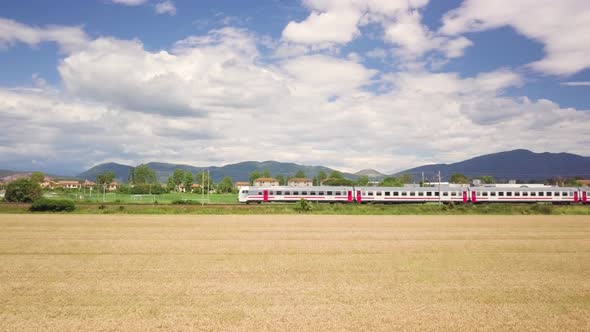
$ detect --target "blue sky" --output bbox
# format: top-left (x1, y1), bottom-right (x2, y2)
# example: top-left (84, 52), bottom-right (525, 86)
top-left (0, 0), bottom-right (589, 175)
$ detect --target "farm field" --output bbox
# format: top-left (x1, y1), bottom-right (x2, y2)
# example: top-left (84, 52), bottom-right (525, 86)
top-left (0, 215), bottom-right (589, 331)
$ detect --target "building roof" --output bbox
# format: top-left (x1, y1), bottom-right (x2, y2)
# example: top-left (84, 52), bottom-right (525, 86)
top-left (235, 181), bottom-right (249, 186)
top-left (254, 177), bottom-right (278, 182)
top-left (579, 179), bottom-right (590, 186)
top-left (191, 183), bottom-right (201, 188)
top-left (57, 180), bottom-right (80, 185)
top-left (288, 178), bottom-right (312, 182)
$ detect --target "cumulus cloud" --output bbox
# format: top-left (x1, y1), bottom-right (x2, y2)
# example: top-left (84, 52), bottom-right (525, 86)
top-left (155, 0), bottom-right (176, 16)
top-left (440, 0), bottom-right (590, 75)
top-left (0, 17), bottom-right (89, 53)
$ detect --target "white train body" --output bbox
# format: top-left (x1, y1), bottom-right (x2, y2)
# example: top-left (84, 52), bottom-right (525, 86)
top-left (239, 184), bottom-right (589, 204)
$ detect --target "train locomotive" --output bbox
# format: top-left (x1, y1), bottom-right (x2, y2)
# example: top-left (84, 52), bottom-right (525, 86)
top-left (238, 186), bottom-right (589, 204)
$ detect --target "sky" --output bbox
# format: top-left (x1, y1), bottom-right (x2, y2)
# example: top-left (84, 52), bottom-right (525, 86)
top-left (0, 0), bottom-right (589, 175)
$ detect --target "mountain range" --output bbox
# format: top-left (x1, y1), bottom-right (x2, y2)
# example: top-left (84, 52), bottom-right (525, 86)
top-left (2, 149), bottom-right (589, 183)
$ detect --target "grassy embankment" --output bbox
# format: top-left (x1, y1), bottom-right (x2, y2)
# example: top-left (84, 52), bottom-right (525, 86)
top-left (1, 201), bottom-right (590, 215)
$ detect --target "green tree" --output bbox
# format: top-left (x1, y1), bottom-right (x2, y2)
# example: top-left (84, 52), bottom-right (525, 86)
top-left (217, 176), bottom-right (234, 193)
top-left (131, 165), bottom-right (158, 184)
top-left (262, 170), bottom-right (271, 178)
top-left (294, 170), bottom-right (307, 178)
top-left (275, 174), bottom-right (286, 186)
top-left (379, 177), bottom-right (404, 187)
top-left (450, 173), bottom-right (470, 184)
top-left (480, 175), bottom-right (495, 184)
top-left (329, 170), bottom-right (343, 179)
top-left (5, 178), bottom-right (42, 203)
top-left (183, 172), bottom-right (194, 190)
top-left (357, 175), bottom-right (370, 186)
top-left (399, 173), bottom-right (414, 184)
top-left (96, 171), bottom-right (116, 187)
top-left (168, 169), bottom-right (185, 191)
top-left (249, 171), bottom-right (261, 185)
top-left (30, 171), bottom-right (45, 184)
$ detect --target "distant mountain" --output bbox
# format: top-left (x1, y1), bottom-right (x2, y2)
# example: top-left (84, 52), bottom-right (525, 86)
top-left (0, 169), bottom-right (19, 179)
top-left (354, 169), bottom-right (386, 178)
top-left (78, 162), bottom-right (133, 182)
top-left (78, 161), bottom-right (358, 183)
top-left (394, 149), bottom-right (590, 181)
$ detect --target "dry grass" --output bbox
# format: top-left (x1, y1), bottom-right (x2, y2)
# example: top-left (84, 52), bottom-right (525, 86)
top-left (0, 214), bottom-right (589, 331)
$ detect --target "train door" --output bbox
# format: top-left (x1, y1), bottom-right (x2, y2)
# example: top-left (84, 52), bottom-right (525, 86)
top-left (263, 190), bottom-right (269, 202)
top-left (462, 191), bottom-right (468, 203)
top-left (573, 191), bottom-right (578, 203)
top-left (583, 191), bottom-right (587, 203)
top-left (471, 190), bottom-right (477, 203)
top-left (347, 190), bottom-right (353, 202)
top-left (356, 190), bottom-right (362, 203)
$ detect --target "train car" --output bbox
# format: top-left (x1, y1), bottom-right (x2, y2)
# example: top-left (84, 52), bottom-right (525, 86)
top-left (354, 186), bottom-right (469, 203)
top-left (579, 187), bottom-right (589, 204)
top-left (468, 186), bottom-right (580, 203)
top-left (238, 186), bottom-right (354, 204)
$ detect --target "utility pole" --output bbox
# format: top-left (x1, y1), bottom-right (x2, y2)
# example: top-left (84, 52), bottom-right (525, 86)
top-left (438, 171), bottom-right (442, 203)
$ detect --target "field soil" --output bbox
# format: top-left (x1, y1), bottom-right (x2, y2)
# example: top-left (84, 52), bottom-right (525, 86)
top-left (0, 214), bottom-right (589, 331)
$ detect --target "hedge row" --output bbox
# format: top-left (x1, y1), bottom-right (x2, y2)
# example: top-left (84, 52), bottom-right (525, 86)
top-left (30, 199), bottom-right (76, 212)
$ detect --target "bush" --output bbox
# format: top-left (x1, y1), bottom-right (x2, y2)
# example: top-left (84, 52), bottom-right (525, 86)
top-left (30, 198), bottom-right (75, 212)
top-left (294, 199), bottom-right (313, 213)
top-left (5, 179), bottom-right (42, 203)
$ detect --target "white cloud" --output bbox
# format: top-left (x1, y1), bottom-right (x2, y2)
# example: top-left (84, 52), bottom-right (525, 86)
top-left (440, 0), bottom-right (590, 75)
top-left (155, 0), bottom-right (176, 16)
top-left (0, 17), bottom-right (89, 53)
top-left (108, 0), bottom-right (147, 6)
top-left (561, 82), bottom-right (590, 87)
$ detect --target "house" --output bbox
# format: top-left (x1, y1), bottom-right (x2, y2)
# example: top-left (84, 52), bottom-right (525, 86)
top-left (0, 180), bottom-right (5, 191)
top-left (253, 177), bottom-right (279, 186)
top-left (235, 181), bottom-right (249, 189)
top-left (40, 180), bottom-right (57, 189)
top-left (580, 180), bottom-right (590, 187)
top-left (56, 180), bottom-right (81, 189)
top-left (190, 183), bottom-right (201, 192)
top-left (288, 178), bottom-right (313, 187)
top-left (82, 180), bottom-right (96, 188)
top-left (108, 181), bottom-right (119, 191)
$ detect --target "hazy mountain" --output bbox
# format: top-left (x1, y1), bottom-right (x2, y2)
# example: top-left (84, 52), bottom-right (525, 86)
top-left (394, 149), bottom-right (590, 181)
top-left (354, 169), bottom-right (386, 178)
top-left (78, 161), bottom-right (358, 183)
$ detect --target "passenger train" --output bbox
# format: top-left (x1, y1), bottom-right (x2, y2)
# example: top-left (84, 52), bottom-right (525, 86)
top-left (238, 186), bottom-right (589, 204)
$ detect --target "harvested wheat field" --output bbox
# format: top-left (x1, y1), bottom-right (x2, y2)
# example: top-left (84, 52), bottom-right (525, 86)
top-left (0, 214), bottom-right (589, 331)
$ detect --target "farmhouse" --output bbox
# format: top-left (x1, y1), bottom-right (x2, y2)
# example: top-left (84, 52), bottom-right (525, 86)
top-left (253, 177), bottom-right (279, 186)
top-left (288, 178), bottom-right (313, 186)
top-left (56, 180), bottom-right (80, 189)
top-left (235, 181), bottom-right (249, 189)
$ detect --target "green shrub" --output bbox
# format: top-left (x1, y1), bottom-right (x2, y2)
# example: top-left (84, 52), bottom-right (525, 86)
top-left (5, 179), bottom-right (42, 203)
top-left (530, 204), bottom-right (553, 215)
top-left (294, 199), bottom-right (313, 213)
top-left (30, 198), bottom-right (75, 212)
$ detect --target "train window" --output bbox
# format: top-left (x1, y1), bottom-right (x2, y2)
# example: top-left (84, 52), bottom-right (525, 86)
top-left (490, 192), bottom-right (496, 196)
top-left (546, 192), bottom-right (552, 196)
top-left (385, 192), bottom-right (391, 196)
top-left (368, 192), bottom-right (374, 196)
top-left (514, 192), bottom-right (520, 196)
top-left (538, 192), bottom-right (543, 196)
top-left (522, 192), bottom-right (528, 196)
top-left (498, 192), bottom-right (504, 196)
top-left (257, 191), bottom-right (262, 195)
top-left (319, 191), bottom-right (324, 195)
top-left (530, 192), bottom-right (536, 196)
top-left (376, 192), bottom-right (382, 196)
top-left (310, 191), bottom-right (316, 195)
top-left (335, 191), bottom-right (341, 196)
top-left (450, 192), bottom-right (456, 196)
top-left (401, 192), bottom-right (407, 196)
top-left (434, 192), bottom-right (440, 196)
top-left (418, 192), bottom-right (424, 196)
top-left (302, 191), bottom-right (308, 195)
top-left (482, 192), bottom-right (488, 196)
top-left (241, 190), bottom-right (247, 194)
top-left (426, 192), bottom-right (432, 196)
top-left (293, 191), bottom-right (299, 195)
top-left (443, 192), bottom-right (449, 196)
top-left (409, 192), bottom-right (415, 196)
top-left (562, 192), bottom-right (568, 196)
top-left (269, 191), bottom-right (274, 195)
top-left (284, 191), bottom-right (290, 195)
top-left (506, 192), bottom-right (512, 197)
top-left (393, 192), bottom-right (399, 196)
top-left (327, 191), bottom-right (333, 195)
top-left (276, 191), bottom-right (282, 195)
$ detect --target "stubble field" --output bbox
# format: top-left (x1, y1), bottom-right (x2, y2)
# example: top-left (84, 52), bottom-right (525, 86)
top-left (0, 214), bottom-right (589, 331)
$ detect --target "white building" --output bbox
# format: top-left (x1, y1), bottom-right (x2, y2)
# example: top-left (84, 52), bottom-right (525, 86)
top-left (287, 178), bottom-right (313, 186)
top-left (253, 178), bottom-right (279, 186)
